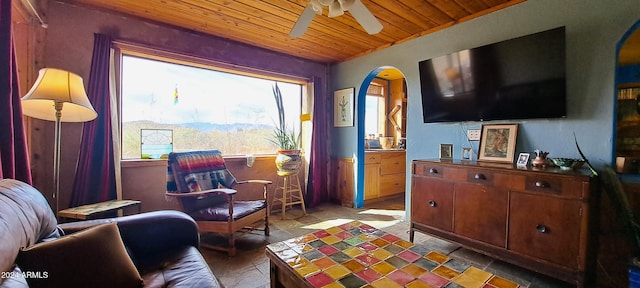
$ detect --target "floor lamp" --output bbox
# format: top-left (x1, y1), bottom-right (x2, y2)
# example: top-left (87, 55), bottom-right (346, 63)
top-left (21, 68), bottom-right (97, 217)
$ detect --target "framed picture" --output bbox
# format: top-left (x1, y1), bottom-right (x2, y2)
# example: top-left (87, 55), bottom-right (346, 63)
top-left (334, 88), bottom-right (354, 127)
top-left (462, 147), bottom-right (473, 161)
top-left (478, 124), bottom-right (519, 163)
top-left (140, 129), bottom-right (173, 159)
top-left (516, 152), bottom-right (530, 167)
top-left (440, 144), bottom-right (453, 159)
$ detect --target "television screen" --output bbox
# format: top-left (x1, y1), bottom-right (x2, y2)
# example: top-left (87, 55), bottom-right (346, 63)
top-left (419, 27), bottom-right (566, 123)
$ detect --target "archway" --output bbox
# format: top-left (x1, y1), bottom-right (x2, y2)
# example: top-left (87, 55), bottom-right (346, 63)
top-left (354, 66), bottom-right (408, 208)
top-left (613, 19), bottom-right (640, 172)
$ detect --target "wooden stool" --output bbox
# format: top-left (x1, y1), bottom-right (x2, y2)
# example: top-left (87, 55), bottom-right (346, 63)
top-left (272, 172), bottom-right (307, 219)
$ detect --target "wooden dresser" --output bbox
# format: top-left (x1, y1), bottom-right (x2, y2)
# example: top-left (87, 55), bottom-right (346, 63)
top-left (410, 159), bottom-right (599, 287)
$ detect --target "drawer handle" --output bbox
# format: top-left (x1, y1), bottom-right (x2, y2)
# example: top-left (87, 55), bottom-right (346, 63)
top-left (428, 200), bottom-right (437, 207)
top-left (535, 181), bottom-right (550, 188)
top-left (536, 224), bottom-right (548, 233)
top-left (474, 173), bottom-right (486, 180)
top-left (369, 157), bottom-right (376, 160)
top-left (429, 168), bottom-right (439, 174)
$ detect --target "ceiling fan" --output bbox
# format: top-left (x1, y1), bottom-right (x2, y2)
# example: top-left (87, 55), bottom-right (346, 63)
top-left (290, 0), bottom-right (383, 38)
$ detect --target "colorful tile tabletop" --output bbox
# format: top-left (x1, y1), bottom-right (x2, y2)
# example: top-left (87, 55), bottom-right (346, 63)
top-left (266, 221), bottom-right (519, 288)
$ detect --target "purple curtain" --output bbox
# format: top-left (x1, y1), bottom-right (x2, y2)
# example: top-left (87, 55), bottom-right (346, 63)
top-left (307, 76), bottom-right (329, 207)
top-left (0, 0), bottom-right (32, 183)
top-left (70, 33), bottom-right (115, 205)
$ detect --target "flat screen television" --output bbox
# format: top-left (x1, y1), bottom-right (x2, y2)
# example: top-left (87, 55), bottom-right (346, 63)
top-left (419, 27), bottom-right (566, 123)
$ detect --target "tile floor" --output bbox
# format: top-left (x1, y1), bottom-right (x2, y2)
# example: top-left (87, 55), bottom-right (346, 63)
top-left (200, 197), bottom-right (573, 288)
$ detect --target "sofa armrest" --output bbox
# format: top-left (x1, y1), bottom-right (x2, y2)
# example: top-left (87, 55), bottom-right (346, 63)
top-left (58, 210), bottom-right (200, 273)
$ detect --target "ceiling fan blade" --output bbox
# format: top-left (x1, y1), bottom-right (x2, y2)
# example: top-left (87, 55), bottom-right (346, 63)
top-left (348, 0), bottom-right (383, 34)
top-left (290, 4), bottom-right (316, 38)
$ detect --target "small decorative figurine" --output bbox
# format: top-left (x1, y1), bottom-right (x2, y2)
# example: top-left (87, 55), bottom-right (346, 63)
top-left (532, 149), bottom-right (549, 168)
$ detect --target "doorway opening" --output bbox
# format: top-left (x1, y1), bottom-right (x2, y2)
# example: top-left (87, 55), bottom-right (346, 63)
top-left (355, 66), bottom-right (408, 208)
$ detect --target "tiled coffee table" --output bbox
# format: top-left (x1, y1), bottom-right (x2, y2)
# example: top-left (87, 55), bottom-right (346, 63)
top-left (266, 220), bottom-right (519, 288)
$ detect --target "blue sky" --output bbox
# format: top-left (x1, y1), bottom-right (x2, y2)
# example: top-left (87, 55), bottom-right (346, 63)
top-left (121, 55), bottom-right (302, 128)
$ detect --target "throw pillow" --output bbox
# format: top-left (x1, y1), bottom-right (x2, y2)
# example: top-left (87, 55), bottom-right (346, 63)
top-left (15, 222), bottom-right (143, 288)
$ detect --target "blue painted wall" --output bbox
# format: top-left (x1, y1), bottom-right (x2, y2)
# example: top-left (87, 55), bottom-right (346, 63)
top-left (330, 0), bottom-right (640, 208)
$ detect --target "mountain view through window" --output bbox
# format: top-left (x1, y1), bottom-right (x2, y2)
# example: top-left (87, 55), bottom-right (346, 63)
top-left (121, 55), bottom-right (302, 159)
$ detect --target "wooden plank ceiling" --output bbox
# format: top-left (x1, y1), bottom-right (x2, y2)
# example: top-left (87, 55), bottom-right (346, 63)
top-left (59, 0), bottom-right (527, 63)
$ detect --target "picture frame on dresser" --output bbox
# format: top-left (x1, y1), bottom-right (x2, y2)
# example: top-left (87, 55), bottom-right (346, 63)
top-left (462, 147), bottom-right (473, 161)
top-left (478, 123), bottom-right (518, 163)
top-left (516, 152), bottom-right (530, 167)
top-left (439, 144), bottom-right (453, 159)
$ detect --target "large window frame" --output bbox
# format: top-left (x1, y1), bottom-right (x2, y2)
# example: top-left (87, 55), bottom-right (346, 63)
top-left (113, 42), bottom-right (311, 161)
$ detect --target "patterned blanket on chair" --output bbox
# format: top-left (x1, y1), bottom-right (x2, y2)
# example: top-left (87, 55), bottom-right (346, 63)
top-left (166, 150), bottom-right (237, 193)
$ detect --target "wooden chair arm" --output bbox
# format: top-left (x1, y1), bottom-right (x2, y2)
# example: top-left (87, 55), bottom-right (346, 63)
top-left (236, 180), bottom-right (271, 199)
top-left (165, 188), bottom-right (237, 198)
top-left (237, 180), bottom-right (272, 185)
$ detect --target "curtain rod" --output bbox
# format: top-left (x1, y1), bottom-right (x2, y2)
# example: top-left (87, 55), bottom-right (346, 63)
top-left (21, 0), bottom-right (47, 28)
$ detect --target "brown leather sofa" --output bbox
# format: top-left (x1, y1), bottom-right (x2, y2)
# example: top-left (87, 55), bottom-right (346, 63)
top-left (0, 178), bottom-right (222, 288)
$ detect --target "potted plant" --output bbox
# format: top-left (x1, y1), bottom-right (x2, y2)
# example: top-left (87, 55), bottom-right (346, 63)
top-left (576, 135), bottom-right (640, 286)
top-left (271, 83), bottom-right (302, 175)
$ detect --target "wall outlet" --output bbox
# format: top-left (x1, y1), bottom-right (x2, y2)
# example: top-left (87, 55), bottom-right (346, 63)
top-left (467, 129), bottom-right (481, 141)
top-left (246, 154), bottom-right (255, 167)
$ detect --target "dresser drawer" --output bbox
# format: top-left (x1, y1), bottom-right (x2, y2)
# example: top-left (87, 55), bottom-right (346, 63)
top-left (364, 153), bottom-right (380, 164)
top-left (465, 169), bottom-right (494, 185)
top-left (508, 192), bottom-right (582, 268)
top-left (524, 175), bottom-right (585, 199)
top-left (414, 163), bottom-right (445, 178)
top-left (381, 156), bottom-right (405, 175)
top-left (380, 174), bottom-right (405, 196)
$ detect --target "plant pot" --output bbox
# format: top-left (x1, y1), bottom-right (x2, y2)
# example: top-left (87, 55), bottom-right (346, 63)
top-left (275, 150), bottom-right (302, 176)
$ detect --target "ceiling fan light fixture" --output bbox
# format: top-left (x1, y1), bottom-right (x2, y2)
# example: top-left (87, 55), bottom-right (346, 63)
top-left (310, 1), bottom-right (323, 14)
top-left (338, 0), bottom-right (355, 10)
top-left (316, 0), bottom-right (334, 6)
top-left (327, 1), bottom-right (344, 18)
top-left (290, 0), bottom-right (382, 37)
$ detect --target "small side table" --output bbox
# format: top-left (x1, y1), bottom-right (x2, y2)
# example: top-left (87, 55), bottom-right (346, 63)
top-left (58, 200), bottom-right (141, 221)
top-left (271, 172), bottom-right (306, 219)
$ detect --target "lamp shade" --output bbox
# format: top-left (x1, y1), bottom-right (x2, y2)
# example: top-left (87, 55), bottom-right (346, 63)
top-left (21, 68), bottom-right (97, 122)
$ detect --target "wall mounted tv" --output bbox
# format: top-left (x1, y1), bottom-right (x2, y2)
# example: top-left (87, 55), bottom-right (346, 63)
top-left (419, 27), bottom-right (566, 123)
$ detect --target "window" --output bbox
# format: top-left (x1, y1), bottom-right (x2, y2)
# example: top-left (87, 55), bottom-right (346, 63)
top-left (365, 80), bottom-right (386, 137)
top-left (119, 53), bottom-right (303, 159)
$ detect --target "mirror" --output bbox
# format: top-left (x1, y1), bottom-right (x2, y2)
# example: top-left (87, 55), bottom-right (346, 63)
top-left (615, 21), bottom-right (640, 173)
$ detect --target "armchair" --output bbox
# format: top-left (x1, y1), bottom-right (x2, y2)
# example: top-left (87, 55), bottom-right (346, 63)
top-left (166, 150), bottom-right (271, 256)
